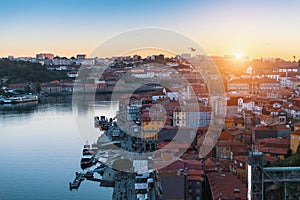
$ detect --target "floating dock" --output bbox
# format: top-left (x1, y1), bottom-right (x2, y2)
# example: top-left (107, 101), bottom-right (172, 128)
top-left (69, 172), bottom-right (84, 190)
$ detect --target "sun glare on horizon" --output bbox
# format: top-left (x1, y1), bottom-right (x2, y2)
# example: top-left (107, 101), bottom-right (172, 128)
top-left (235, 53), bottom-right (243, 59)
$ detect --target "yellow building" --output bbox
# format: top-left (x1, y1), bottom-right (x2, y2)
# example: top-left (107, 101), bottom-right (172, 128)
top-left (290, 130), bottom-right (300, 154)
top-left (225, 118), bottom-right (235, 128)
top-left (142, 116), bottom-right (164, 141)
top-left (232, 156), bottom-right (248, 183)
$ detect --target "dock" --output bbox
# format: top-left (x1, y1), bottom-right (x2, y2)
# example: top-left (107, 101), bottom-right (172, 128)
top-left (69, 172), bottom-right (84, 190)
top-left (100, 167), bottom-right (116, 187)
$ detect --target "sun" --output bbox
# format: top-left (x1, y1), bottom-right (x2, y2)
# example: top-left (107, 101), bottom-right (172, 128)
top-left (235, 53), bottom-right (243, 59)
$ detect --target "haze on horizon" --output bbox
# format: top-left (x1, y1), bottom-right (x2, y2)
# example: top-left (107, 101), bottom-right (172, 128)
top-left (1, 0), bottom-right (300, 61)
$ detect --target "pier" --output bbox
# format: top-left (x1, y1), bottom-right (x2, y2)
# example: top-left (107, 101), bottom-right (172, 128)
top-left (69, 172), bottom-right (84, 190)
top-left (70, 113), bottom-right (159, 199)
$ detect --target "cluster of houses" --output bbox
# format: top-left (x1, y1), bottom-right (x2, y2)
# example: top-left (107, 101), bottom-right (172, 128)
top-left (112, 58), bottom-right (300, 199)
top-left (5, 53), bottom-right (300, 198)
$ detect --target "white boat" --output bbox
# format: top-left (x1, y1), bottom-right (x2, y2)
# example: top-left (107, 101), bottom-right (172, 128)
top-left (13, 95), bottom-right (38, 104)
top-left (1, 94), bottom-right (39, 104)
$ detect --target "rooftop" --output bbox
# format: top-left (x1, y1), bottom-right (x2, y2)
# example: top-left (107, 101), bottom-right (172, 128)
top-left (207, 172), bottom-right (248, 200)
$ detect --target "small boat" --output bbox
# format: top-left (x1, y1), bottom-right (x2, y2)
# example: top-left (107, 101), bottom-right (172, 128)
top-left (3, 98), bottom-right (14, 104)
top-left (1, 94), bottom-right (38, 104)
top-left (13, 94), bottom-right (38, 104)
top-left (82, 143), bottom-right (98, 156)
top-left (80, 154), bottom-right (96, 169)
top-left (83, 148), bottom-right (93, 156)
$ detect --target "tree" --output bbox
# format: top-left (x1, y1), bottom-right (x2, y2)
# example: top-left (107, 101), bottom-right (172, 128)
top-left (0, 59), bottom-right (69, 84)
top-left (36, 83), bottom-right (41, 94)
top-left (24, 85), bottom-right (32, 93)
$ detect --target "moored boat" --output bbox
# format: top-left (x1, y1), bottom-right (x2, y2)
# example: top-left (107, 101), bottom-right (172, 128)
top-left (1, 94), bottom-right (38, 104)
top-left (13, 94), bottom-right (38, 104)
top-left (80, 154), bottom-right (96, 169)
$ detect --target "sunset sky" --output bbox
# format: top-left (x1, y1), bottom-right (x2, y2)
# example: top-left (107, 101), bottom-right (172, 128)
top-left (1, 0), bottom-right (300, 60)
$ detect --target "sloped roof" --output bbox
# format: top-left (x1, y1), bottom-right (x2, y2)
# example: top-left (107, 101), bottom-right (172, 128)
top-left (207, 172), bottom-right (248, 200)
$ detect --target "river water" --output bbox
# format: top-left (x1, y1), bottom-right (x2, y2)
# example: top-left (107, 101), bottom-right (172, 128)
top-left (0, 95), bottom-right (118, 200)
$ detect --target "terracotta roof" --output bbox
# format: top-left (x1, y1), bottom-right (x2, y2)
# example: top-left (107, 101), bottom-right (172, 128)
top-left (256, 137), bottom-right (290, 146)
top-left (207, 172), bottom-right (248, 200)
top-left (234, 156), bottom-right (248, 163)
top-left (258, 147), bottom-right (288, 155)
top-left (152, 91), bottom-right (166, 96)
top-left (264, 156), bottom-right (279, 163)
top-left (218, 158), bottom-right (232, 171)
top-left (291, 130), bottom-right (300, 136)
top-left (182, 160), bottom-right (203, 170)
top-left (188, 169), bottom-right (205, 176)
top-left (287, 105), bottom-right (300, 111)
top-left (255, 138), bottom-right (289, 155)
top-left (293, 97), bottom-right (300, 101)
top-left (188, 175), bottom-right (204, 181)
top-left (217, 141), bottom-right (246, 147)
top-left (254, 125), bottom-right (290, 131)
top-left (158, 159), bottom-right (203, 175)
top-left (204, 158), bottom-right (216, 167)
top-left (259, 114), bottom-right (273, 121)
top-left (230, 146), bottom-right (249, 156)
top-left (293, 122), bottom-right (300, 126)
top-left (219, 130), bottom-right (234, 141)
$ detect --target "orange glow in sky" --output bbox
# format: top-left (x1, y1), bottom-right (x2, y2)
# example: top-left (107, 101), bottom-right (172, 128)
top-left (1, 1), bottom-right (300, 61)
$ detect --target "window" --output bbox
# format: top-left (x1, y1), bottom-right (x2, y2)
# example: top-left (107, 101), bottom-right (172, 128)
top-left (240, 162), bottom-right (243, 167)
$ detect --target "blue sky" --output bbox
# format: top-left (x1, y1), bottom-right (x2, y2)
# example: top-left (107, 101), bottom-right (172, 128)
top-left (1, 0), bottom-right (300, 60)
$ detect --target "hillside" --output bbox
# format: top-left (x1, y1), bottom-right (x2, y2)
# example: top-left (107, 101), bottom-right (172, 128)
top-left (0, 59), bottom-right (70, 84)
top-left (271, 147), bottom-right (300, 167)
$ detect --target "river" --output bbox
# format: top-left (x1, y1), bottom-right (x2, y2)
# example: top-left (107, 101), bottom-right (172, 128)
top-left (0, 95), bottom-right (118, 200)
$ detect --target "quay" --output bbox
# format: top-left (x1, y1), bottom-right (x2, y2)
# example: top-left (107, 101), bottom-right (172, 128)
top-left (100, 167), bottom-right (116, 187)
top-left (70, 112), bottom-right (160, 199)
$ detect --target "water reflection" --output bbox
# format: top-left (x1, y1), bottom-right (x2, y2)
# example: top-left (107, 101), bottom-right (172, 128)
top-left (0, 94), bottom-right (114, 200)
top-left (0, 101), bottom-right (38, 114)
